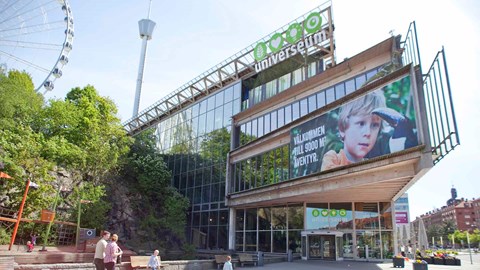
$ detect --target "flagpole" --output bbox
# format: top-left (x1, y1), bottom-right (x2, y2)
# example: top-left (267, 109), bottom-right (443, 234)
top-left (8, 179), bottom-right (30, 251)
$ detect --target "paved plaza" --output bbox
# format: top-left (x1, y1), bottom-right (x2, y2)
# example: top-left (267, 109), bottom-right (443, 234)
top-left (238, 253), bottom-right (479, 270)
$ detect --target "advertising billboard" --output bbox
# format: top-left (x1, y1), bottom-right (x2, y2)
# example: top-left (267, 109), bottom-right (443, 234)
top-left (290, 75), bottom-right (418, 178)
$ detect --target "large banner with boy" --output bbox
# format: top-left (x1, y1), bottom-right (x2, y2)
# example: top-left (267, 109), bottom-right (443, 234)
top-left (290, 75), bottom-right (418, 178)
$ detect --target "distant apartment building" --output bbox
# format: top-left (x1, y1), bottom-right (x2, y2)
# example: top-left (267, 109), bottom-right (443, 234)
top-left (417, 187), bottom-right (477, 232)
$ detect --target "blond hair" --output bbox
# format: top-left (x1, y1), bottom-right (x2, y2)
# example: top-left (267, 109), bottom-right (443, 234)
top-left (111, 234), bottom-right (118, 241)
top-left (338, 90), bottom-right (386, 133)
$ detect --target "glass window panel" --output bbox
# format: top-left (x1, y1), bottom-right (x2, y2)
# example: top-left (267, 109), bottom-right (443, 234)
top-left (236, 209), bottom-right (245, 230)
top-left (194, 169), bottom-right (203, 187)
top-left (202, 184), bottom-right (211, 204)
top-left (218, 225), bottom-right (228, 250)
top-left (284, 105), bottom-right (292, 124)
top-left (272, 231), bottom-right (286, 253)
top-left (198, 113), bottom-right (206, 136)
top-left (257, 116), bottom-right (264, 137)
top-left (245, 121), bottom-right (252, 138)
top-left (292, 102), bottom-right (300, 121)
top-left (379, 202), bottom-right (393, 230)
top-left (201, 212), bottom-right (209, 226)
top-left (245, 232), bottom-right (257, 251)
top-left (355, 202), bottom-right (379, 230)
top-left (308, 95), bottom-right (317, 113)
top-left (207, 95), bottom-right (216, 111)
top-left (278, 73), bottom-right (291, 92)
top-left (265, 80), bottom-right (277, 99)
top-left (330, 202), bottom-right (353, 230)
top-left (208, 226), bottom-right (218, 249)
top-left (236, 232), bottom-right (244, 251)
top-left (233, 99), bottom-right (241, 115)
top-left (306, 203), bottom-right (329, 230)
top-left (270, 111), bottom-right (277, 131)
top-left (381, 231), bottom-right (394, 259)
top-left (345, 79), bottom-right (355, 95)
top-left (219, 210), bottom-right (228, 226)
top-left (308, 61), bottom-right (317, 78)
top-left (263, 114), bottom-right (270, 134)
top-left (199, 99), bottom-right (207, 114)
top-left (258, 231), bottom-right (271, 252)
top-left (214, 106), bottom-right (223, 130)
top-left (292, 68), bottom-right (304, 86)
top-left (215, 91), bottom-right (224, 108)
top-left (203, 167), bottom-right (211, 184)
top-left (253, 86), bottom-right (262, 105)
top-left (194, 186), bottom-right (202, 204)
top-left (223, 101), bottom-right (233, 127)
top-left (191, 103), bottom-right (200, 118)
top-left (233, 82), bottom-right (241, 100)
top-left (356, 231), bottom-right (381, 259)
top-left (335, 83), bottom-right (345, 99)
top-left (258, 208), bottom-right (271, 230)
top-left (366, 69), bottom-right (378, 80)
top-left (271, 206), bottom-right (287, 230)
top-left (224, 86), bottom-right (234, 103)
top-left (288, 204), bottom-right (304, 230)
top-left (206, 110), bottom-right (214, 133)
top-left (300, 98), bottom-right (308, 117)
top-left (251, 119), bottom-right (258, 138)
top-left (288, 231), bottom-right (301, 253)
top-left (355, 75), bottom-right (366, 89)
top-left (245, 208), bottom-right (257, 231)
top-left (209, 210), bottom-right (218, 226)
top-left (326, 87), bottom-right (335, 104)
top-left (277, 107), bottom-right (285, 127)
top-left (211, 183), bottom-right (220, 202)
top-left (193, 212), bottom-right (201, 226)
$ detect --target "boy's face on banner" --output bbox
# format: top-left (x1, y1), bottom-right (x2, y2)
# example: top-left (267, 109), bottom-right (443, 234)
top-left (341, 113), bottom-right (382, 161)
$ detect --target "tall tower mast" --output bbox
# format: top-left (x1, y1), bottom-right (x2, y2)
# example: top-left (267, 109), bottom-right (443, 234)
top-left (133, 0), bottom-right (156, 117)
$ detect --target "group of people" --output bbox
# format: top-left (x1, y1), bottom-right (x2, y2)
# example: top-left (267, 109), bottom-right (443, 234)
top-left (93, 231), bottom-right (123, 270)
top-left (94, 231), bottom-right (161, 270)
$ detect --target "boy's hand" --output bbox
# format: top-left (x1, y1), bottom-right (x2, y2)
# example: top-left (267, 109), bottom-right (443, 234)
top-left (372, 107), bottom-right (418, 152)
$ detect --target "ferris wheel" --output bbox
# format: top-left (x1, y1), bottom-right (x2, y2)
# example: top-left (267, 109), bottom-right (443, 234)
top-left (0, 0), bottom-right (74, 93)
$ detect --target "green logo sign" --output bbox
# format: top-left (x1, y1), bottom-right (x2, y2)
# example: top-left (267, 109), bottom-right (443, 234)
top-left (304, 12), bottom-right (322, 34)
top-left (330, 209), bottom-right (337, 217)
top-left (312, 209), bottom-right (320, 217)
top-left (254, 42), bottom-right (267, 61)
top-left (269, 33), bottom-right (284, 53)
top-left (253, 10), bottom-right (326, 62)
top-left (321, 209), bottom-right (329, 217)
top-left (286, 23), bottom-right (302, 44)
top-left (339, 209), bottom-right (347, 217)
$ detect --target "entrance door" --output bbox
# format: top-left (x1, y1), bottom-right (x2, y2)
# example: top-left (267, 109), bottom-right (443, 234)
top-left (308, 235), bottom-right (336, 260)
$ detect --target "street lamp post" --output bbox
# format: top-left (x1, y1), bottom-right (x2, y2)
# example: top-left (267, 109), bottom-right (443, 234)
top-left (467, 231), bottom-right (472, 265)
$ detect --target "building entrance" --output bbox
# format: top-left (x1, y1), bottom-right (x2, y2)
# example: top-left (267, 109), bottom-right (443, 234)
top-left (308, 234), bottom-right (335, 260)
top-left (301, 230), bottom-right (343, 260)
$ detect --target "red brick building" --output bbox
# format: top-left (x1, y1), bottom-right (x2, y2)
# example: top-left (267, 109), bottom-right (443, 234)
top-left (416, 187), bottom-right (477, 232)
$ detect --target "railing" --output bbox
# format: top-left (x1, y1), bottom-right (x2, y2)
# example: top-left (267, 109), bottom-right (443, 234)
top-left (400, 21), bottom-right (460, 164)
top-left (422, 48), bottom-right (460, 164)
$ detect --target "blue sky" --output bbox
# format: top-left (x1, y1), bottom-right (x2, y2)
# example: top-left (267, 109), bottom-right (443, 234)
top-left (6, 0), bottom-right (479, 220)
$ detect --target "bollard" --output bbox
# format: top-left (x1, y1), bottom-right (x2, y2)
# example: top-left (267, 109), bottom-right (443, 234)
top-left (257, 251), bottom-right (264, 266)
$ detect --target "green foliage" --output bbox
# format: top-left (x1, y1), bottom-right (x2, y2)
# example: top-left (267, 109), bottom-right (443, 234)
top-left (120, 130), bottom-right (189, 249)
top-left (0, 227), bottom-right (10, 245)
top-left (0, 72), bottom-right (130, 238)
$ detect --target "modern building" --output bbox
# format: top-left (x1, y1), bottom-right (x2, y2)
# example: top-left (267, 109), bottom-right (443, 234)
top-left (123, 4), bottom-right (459, 260)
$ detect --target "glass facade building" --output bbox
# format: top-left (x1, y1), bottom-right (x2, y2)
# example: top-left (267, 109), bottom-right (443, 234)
top-left (128, 5), bottom-right (453, 261)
